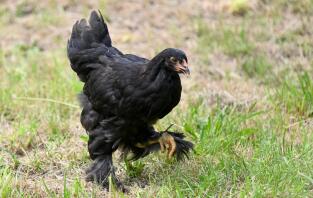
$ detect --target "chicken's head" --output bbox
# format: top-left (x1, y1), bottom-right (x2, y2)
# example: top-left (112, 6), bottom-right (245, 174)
top-left (162, 48), bottom-right (190, 75)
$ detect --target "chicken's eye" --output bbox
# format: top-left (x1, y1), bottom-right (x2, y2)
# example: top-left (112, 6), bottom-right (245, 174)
top-left (170, 57), bottom-right (177, 62)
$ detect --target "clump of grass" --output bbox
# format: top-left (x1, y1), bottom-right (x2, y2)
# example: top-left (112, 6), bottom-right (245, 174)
top-left (0, 167), bottom-right (14, 197)
top-left (7, 120), bottom-right (39, 155)
top-left (241, 55), bottom-right (273, 80)
top-left (196, 20), bottom-right (254, 59)
top-left (42, 176), bottom-right (93, 198)
top-left (275, 0), bottom-right (313, 15)
top-left (274, 72), bottom-right (313, 117)
top-left (227, 0), bottom-right (250, 16)
top-left (125, 161), bottom-right (145, 178)
top-left (15, 1), bottom-right (35, 17)
top-left (222, 28), bottom-right (254, 57)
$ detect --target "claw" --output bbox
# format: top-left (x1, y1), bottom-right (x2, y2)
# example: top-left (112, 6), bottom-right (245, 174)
top-left (159, 132), bottom-right (176, 158)
top-left (168, 135), bottom-right (176, 158)
top-left (134, 131), bottom-right (178, 158)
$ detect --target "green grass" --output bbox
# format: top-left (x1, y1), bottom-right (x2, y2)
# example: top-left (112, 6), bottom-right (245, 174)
top-left (0, 167), bottom-right (14, 197)
top-left (196, 20), bottom-right (254, 59)
top-left (228, 0), bottom-right (250, 16)
top-left (139, 102), bottom-right (313, 197)
top-left (274, 72), bottom-right (313, 117)
top-left (241, 55), bottom-right (273, 81)
top-left (1, 0), bottom-right (313, 197)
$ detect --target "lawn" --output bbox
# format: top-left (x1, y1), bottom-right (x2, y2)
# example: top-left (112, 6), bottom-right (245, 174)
top-left (1, 0), bottom-right (313, 197)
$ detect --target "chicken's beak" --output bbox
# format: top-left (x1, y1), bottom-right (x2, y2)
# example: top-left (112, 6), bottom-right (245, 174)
top-left (175, 59), bottom-right (190, 76)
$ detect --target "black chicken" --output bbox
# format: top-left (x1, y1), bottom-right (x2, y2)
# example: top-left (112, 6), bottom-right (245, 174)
top-left (67, 11), bottom-right (193, 189)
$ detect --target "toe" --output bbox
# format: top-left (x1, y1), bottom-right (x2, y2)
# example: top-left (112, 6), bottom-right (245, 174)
top-left (159, 141), bottom-right (165, 153)
top-left (168, 138), bottom-right (176, 158)
top-left (167, 140), bottom-right (172, 157)
top-left (159, 132), bottom-right (177, 157)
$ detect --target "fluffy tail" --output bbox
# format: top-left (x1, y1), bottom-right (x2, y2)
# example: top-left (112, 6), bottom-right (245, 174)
top-left (67, 11), bottom-right (112, 81)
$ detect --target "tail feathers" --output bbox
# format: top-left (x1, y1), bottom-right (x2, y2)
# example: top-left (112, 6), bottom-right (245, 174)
top-left (89, 10), bottom-right (112, 47)
top-left (68, 11), bottom-right (111, 55)
top-left (67, 11), bottom-right (112, 81)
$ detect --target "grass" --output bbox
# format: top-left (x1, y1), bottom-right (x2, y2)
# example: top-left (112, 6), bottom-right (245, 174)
top-left (196, 21), bottom-right (254, 59)
top-left (0, 167), bottom-right (14, 197)
top-left (146, 102), bottom-right (313, 197)
top-left (241, 55), bottom-right (273, 81)
top-left (274, 72), bottom-right (313, 117)
top-left (1, 0), bottom-right (313, 197)
top-left (227, 0), bottom-right (250, 16)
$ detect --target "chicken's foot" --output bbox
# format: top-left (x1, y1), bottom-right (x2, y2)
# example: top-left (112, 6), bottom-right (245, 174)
top-left (135, 132), bottom-right (177, 158)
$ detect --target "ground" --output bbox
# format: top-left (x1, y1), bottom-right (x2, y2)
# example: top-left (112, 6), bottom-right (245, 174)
top-left (1, 0), bottom-right (313, 197)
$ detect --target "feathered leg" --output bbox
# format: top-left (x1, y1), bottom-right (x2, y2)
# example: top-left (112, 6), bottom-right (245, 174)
top-left (85, 154), bottom-right (115, 185)
top-left (79, 96), bottom-right (123, 190)
top-left (85, 127), bottom-right (121, 189)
